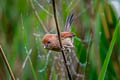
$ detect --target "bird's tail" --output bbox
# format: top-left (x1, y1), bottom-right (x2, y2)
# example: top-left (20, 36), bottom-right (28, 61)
top-left (64, 10), bottom-right (74, 32)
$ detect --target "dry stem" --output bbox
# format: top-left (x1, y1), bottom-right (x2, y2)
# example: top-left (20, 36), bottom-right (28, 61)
top-left (0, 45), bottom-right (15, 80)
top-left (29, 0), bottom-right (48, 33)
top-left (52, 0), bottom-right (72, 80)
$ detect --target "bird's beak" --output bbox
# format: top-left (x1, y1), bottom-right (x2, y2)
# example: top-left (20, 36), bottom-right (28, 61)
top-left (44, 45), bottom-right (46, 48)
top-left (44, 45), bottom-right (47, 48)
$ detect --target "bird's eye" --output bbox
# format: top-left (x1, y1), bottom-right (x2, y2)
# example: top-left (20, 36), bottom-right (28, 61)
top-left (47, 41), bottom-right (50, 44)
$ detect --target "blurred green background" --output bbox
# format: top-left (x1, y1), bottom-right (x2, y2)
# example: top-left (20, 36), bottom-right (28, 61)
top-left (0, 0), bottom-right (120, 80)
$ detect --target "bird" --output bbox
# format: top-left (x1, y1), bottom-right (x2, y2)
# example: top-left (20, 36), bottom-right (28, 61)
top-left (42, 11), bottom-right (75, 52)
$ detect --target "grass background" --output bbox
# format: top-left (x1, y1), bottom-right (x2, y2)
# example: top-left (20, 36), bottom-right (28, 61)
top-left (0, 0), bottom-right (120, 80)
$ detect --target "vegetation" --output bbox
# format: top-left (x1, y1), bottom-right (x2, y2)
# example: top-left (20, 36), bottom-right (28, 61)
top-left (0, 0), bottom-right (120, 80)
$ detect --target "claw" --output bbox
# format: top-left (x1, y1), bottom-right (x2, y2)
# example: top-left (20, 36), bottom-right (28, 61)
top-left (61, 47), bottom-right (65, 51)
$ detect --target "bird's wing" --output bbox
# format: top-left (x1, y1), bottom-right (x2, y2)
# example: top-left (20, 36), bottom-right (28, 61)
top-left (61, 32), bottom-right (75, 38)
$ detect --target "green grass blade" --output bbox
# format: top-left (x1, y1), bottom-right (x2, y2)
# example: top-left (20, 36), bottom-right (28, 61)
top-left (29, 58), bottom-right (38, 80)
top-left (21, 15), bottom-right (38, 80)
top-left (98, 19), bottom-right (120, 80)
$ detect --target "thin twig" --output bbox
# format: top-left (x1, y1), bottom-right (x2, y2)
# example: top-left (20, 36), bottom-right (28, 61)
top-left (34, 0), bottom-right (53, 16)
top-left (29, 0), bottom-right (48, 33)
top-left (52, 0), bottom-right (72, 80)
top-left (0, 45), bottom-right (15, 80)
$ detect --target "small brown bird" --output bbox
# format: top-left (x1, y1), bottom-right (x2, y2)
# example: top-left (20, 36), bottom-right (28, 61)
top-left (42, 11), bottom-right (75, 52)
